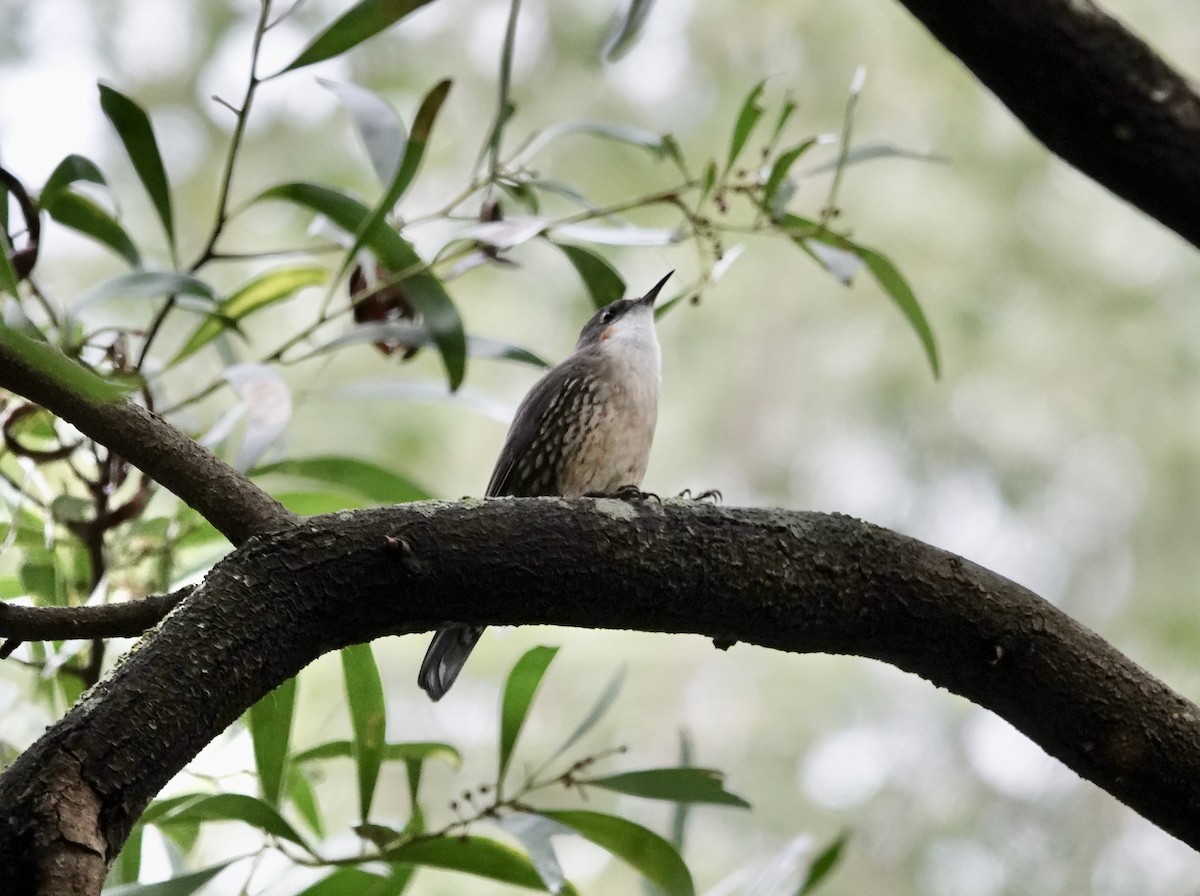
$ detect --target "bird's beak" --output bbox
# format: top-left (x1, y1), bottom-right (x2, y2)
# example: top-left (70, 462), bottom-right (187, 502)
top-left (638, 271), bottom-right (673, 307)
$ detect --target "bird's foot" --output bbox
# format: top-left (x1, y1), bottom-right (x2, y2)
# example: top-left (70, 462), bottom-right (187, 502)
top-left (586, 484), bottom-right (661, 503)
top-left (677, 488), bottom-right (723, 503)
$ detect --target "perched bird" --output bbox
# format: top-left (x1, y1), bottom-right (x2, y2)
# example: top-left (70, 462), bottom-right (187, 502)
top-left (418, 272), bottom-right (672, 700)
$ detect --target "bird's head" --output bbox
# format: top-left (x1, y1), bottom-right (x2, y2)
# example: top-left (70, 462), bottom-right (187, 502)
top-left (575, 271), bottom-right (672, 353)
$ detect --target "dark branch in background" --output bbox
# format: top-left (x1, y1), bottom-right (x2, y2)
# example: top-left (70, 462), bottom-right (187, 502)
top-left (3, 501), bottom-right (1200, 889)
top-left (0, 589), bottom-right (190, 657)
top-left (894, 0), bottom-right (1200, 249)
top-left (0, 341), bottom-right (294, 545)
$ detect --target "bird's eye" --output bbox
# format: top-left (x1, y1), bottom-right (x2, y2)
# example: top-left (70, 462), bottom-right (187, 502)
top-left (599, 308), bottom-right (616, 324)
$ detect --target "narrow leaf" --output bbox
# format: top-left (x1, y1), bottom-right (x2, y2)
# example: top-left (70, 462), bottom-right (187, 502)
top-left (40, 154), bottom-right (106, 210)
top-left (337, 79), bottom-right (451, 283)
top-left (380, 835), bottom-right (570, 893)
top-left (603, 0), bottom-right (658, 62)
top-left (255, 181), bottom-right (466, 388)
top-left (74, 270), bottom-right (215, 311)
top-left (98, 83), bottom-right (174, 251)
top-left (292, 738), bottom-right (461, 768)
top-left (287, 765), bottom-right (325, 838)
top-left (556, 243), bottom-right (625, 309)
top-left (0, 228), bottom-right (21, 296)
top-left (518, 120), bottom-right (664, 162)
top-left (726, 80), bottom-right (766, 173)
top-left (856, 243), bottom-right (940, 378)
top-left (307, 321), bottom-right (546, 369)
top-left (248, 675), bottom-right (297, 807)
top-left (539, 810), bottom-right (693, 896)
top-left (762, 139), bottom-right (816, 209)
top-left (319, 78), bottom-right (406, 185)
top-left (551, 222), bottom-right (681, 247)
top-left (281, 0), bottom-right (439, 73)
top-left (803, 143), bottom-right (945, 177)
top-left (497, 813), bottom-right (569, 894)
top-left (109, 823), bottom-right (143, 885)
top-left (579, 768), bottom-right (750, 808)
top-left (796, 831), bottom-right (850, 896)
top-left (341, 643), bottom-right (388, 820)
top-left (547, 666), bottom-right (625, 762)
top-left (0, 327), bottom-right (132, 403)
top-left (158, 793), bottom-right (312, 852)
top-left (172, 265), bottom-right (327, 363)
top-left (45, 191), bottom-right (140, 266)
top-left (499, 645), bottom-right (559, 788)
top-left (102, 862), bottom-right (233, 896)
top-left (254, 455), bottom-right (430, 504)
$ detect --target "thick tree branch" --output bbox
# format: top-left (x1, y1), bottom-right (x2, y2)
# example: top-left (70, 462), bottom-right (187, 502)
top-left (893, 0), bottom-right (1200, 249)
top-left (2, 500), bottom-right (1200, 891)
top-left (0, 341), bottom-right (293, 545)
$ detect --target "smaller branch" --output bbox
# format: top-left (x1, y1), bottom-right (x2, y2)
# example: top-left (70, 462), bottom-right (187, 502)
top-left (0, 589), bottom-right (189, 651)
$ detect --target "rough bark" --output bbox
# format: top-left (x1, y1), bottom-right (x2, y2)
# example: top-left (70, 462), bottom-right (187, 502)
top-left (3, 500), bottom-right (1200, 890)
top-left (893, 0), bottom-right (1200, 249)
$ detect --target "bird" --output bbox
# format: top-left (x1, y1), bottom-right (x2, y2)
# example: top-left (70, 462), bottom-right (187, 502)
top-left (418, 271), bottom-right (672, 700)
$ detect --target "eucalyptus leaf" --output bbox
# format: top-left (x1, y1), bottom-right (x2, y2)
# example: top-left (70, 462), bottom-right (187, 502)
top-left (547, 666), bottom-right (625, 762)
top-left (518, 120), bottom-right (664, 162)
top-left (539, 810), bottom-right (694, 896)
top-left (499, 645), bottom-right (559, 789)
top-left (555, 243), bottom-right (625, 309)
top-left (40, 154), bottom-right (106, 210)
top-left (280, 0), bottom-right (440, 73)
top-left (253, 455), bottom-right (430, 505)
top-left (247, 676), bottom-right (296, 808)
top-left (856, 243), bottom-right (940, 378)
top-left (98, 83), bottom-right (174, 252)
top-left (74, 271), bottom-right (215, 312)
top-left (319, 78), bottom-right (406, 184)
top-left (727, 80), bottom-right (766, 173)
top-left (803, 142), bottom-right (946, 176)
top-left (45, 191), bottom-right (140, 266)
top-left (796, 831), bottom-right (851, 896)
top-left (603, 0), bottom-right (658, 61)
top-left (102, 862), bottom-right (234, 896)
top-left (379, 834), bottom-right (572, 893)
top-left (552, 222), bottom-right (682, 247)
top-left (341, 643), bottom-right (387, 820)
top-left (254, 180), bottom-right (466, 389)
top-left (156, 793), bottom-right (312, 852)
top-left (579, 767), bottom-right (751, 808)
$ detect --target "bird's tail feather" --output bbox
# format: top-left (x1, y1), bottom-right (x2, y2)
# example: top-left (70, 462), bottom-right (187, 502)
top-left (418, 625), bottom-right (484, 700)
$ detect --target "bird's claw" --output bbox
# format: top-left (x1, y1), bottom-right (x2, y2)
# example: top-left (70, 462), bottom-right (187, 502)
top-left (677, 488), bottom-right (722, 503)
top-left (586, 484), bottom-right (661, 503)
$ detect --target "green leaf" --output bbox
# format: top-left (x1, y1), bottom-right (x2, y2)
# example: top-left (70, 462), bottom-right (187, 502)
top-left (762, 139), bottom-right (816, 209)
top-left (802, 142), bottom-right (945, 176)
top-left (726, 80), bottom-right (766, 173)
top-left (499, 645), bottom-right (559, 789)
top-left (40, 154), bottom-right (106, 210)
top-left (253, 455), bottom-right (430, 505)
top-left (74, 270), bottom-right (215, 312)
top-left (319, 78), bottom-right (406, 184)
top-left (341, 643), bottom-right (388, 820)
top-left (157, 793), bottom-right (312, 852)
top-left (109, 822), bottom-right (143, 885)
top-left (796, 831), bottom-right (850, 896)
top-left (98, 83), bottom-right (174, 252)
top-left (254, 181), bottom-right (466, 389)
top-left (103, 862), bottom-right (233, 896)
top-left (307, 322), bottom-right (547, 370)
top-left (518, 121), bottom-right (664, 162)
top-left (248, 675), bottom-right (297, 808)
top-left (293, 867), bottom-right (410, 896)
top-left (579, 768), bottom-right (750, 808)
top-left (0, 228), bottom-right (20, 297)
top-left (379, 835), bottom-right (567, 893)
top-left (556, 243), bottom-right (625, 309)
top-left (0, 327), bottom-right (132, 404)
top-left (280, 0), bottom-right (440, 73)
top-left (45, 191), bottom-right (140, 266)
top-left (547, 666), bottom-right (625, 763)
top-left (603, 0), bottom-right (658, 62)
top-left (172, 266), bottom-right (327, 363)
top-left (539, 810), bottom-right (693, 896)
top-left (293, 738), bottom-right (461, 767)
top-left (856, 243), bottom-right (940, 378)
top-left (336, 79), bottom-right (451, 284)
top-left (287, 765), bottom-right (325, 838)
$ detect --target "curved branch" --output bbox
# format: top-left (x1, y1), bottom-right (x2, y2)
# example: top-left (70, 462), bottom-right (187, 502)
top-left (0, 339), bottom-right (293, 544)
top-left (893, 0), bottom-right (1200, 249)
top-left (1, 500), bottom-right (1198, 890)
top-left (10, 9), bottom-right (1190, 300)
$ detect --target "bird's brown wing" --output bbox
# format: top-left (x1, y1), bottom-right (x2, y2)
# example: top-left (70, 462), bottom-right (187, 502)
top-left (486, 354), bottom-right (595, 497)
